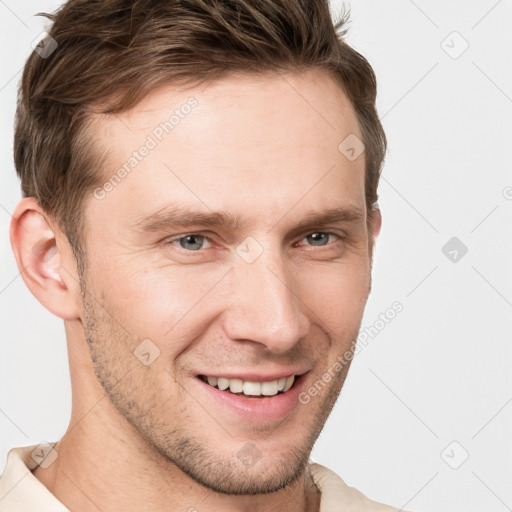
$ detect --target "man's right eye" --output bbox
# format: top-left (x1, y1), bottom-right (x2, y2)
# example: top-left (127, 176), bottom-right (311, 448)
top-left (165, 234), bottom-right (213, 252)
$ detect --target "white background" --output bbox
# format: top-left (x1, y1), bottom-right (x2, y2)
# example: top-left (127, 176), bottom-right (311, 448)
top-left (1, 1), bottom-right (511, 511)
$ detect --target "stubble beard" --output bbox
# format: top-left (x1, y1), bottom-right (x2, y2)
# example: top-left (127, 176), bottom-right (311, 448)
top-left (79, 275), bottom-right (353, 496)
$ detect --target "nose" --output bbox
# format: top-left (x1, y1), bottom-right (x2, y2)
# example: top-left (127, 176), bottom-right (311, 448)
top-left (222, 242), bottom-right (310, 353)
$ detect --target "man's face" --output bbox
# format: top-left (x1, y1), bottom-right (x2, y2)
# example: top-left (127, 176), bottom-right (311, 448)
top-left (79, 69), bottom-right (375, 494)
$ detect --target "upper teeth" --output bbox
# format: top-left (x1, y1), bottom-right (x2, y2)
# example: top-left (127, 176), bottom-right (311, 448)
top-left (204, 375), bottom-right (295, 396)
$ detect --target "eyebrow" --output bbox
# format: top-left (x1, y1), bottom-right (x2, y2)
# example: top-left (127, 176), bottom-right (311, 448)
top-left (134, 203), bottom-right (365, 234)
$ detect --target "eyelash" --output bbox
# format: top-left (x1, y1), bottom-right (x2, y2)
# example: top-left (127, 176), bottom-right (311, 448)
top-left (164, 231), bottom-right (344, 254)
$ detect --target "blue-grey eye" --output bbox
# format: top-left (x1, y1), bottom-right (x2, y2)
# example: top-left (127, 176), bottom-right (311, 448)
top-left (177, 234), bottom-right (206, 251)
top-left (305, 232), bottom-right (331, 246)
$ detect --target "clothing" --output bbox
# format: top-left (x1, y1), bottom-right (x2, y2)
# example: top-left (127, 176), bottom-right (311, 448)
top-left (0, 444), bottom-right (408, 511)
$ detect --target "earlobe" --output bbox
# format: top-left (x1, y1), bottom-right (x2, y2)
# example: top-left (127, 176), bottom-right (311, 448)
top-left (9, 197), bottom-right (81, 321)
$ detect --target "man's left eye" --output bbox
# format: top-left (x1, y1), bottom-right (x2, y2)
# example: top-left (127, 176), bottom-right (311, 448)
top-left (301, 232), bottom-right (339, 247)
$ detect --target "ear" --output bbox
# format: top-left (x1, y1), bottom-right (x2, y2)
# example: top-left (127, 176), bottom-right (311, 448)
top-left (368, 204), bottom-right (382, 263)
top-left (370, 204), bottom-right (382, 239)
top-left (9, 197), bottom-right (82, 320)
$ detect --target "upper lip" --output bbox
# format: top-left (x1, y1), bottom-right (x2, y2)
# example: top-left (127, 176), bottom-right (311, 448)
top-left (196, 368), bottom-right (310, 382)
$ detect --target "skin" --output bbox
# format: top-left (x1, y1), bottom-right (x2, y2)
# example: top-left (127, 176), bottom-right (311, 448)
top-left (10, 68), bottom-right (381, 512)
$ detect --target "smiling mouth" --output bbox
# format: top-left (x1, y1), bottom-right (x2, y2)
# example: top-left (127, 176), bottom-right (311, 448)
top-left (198, 374), bottom-right (296, 398)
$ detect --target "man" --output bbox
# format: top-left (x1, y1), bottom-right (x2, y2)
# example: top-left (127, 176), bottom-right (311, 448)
top-left (1, 0), bottom-right (411, 510)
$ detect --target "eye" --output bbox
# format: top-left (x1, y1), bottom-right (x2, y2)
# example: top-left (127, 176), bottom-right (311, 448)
top-left (164, 230), bottom-right (343, 255)
top-left (167, 234), bottom-right (212, 252)
top-left (298, 231), bottom-right (341, 247)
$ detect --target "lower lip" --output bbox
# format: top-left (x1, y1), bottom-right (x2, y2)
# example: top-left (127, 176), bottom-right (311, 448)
top-left (193, 373), bottom-right (308, 422)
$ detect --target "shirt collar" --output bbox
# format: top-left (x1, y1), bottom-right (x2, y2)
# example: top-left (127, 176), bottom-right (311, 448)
top-left (0, 444), bottom-right (383, 512)
top-left (0, 444), bottom-right (69, 511)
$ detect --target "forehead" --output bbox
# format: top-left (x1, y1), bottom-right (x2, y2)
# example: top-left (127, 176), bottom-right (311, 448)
top-left (86, 69), bottom-right (366, 231)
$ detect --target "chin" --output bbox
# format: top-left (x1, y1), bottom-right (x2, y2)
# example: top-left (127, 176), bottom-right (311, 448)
top-left (152, 431), bottom-right (312, 496)
top-left (185, 447), bottom-right (308, 496)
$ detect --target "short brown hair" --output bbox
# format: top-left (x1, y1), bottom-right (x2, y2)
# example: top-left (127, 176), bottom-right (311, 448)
top-left (14, 0), bottom-right (386, 274)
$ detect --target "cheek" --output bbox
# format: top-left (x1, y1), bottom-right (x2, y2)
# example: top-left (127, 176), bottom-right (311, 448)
top-left (295, 259), bottom-right (371, 333)
top-left (95, 260), bottom-right (231, 351)
top-left (91, 243), bottom-right (370, 357)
